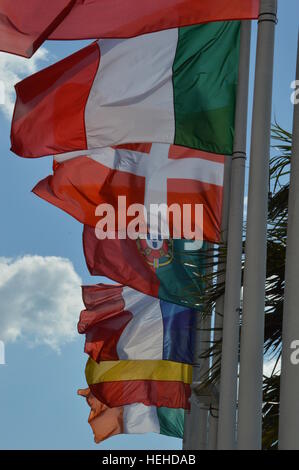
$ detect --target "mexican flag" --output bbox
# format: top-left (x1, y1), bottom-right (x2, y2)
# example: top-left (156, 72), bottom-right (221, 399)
top-left (12, 21), bottom-right (240, 158)
top-left (1, 1), bottom-right (259, 58)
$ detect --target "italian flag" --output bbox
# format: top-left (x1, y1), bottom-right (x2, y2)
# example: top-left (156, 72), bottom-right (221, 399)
top-left (1, 1), bottom-right (259, 58)
top-left (12, 21), bottom-right (240, 158)
top-left (78, 388), bottom-right (184, 444)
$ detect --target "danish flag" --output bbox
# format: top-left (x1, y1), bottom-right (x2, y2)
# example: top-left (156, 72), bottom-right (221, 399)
top-left (33, 143), bottom-right (225, 242)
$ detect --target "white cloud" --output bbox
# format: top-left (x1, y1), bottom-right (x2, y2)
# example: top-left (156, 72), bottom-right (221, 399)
top-left (0, 256), bottom-right (83, 351)
top-left (0, 48), bottom-right (49, 118)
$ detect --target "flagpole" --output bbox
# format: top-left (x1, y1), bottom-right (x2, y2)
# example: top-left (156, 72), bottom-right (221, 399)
top-left (237, 0), bottom-right (277, 449)
top-left (197, 310), bottom-right (212, 449)
top-left (217, 20), bottom-right (251, 450)
top-left (183, 248), bottom-right (213, 449)
top-left (183, 311), bottom-right (203, 450)
top-left (207, 297), bottom-right (223, 449)
top-left (207, 156), bottom-right (232, 449)
top-left (278, 32), bottom-right (299, 450)
top-left (185, 151), bottom-right (233, 450)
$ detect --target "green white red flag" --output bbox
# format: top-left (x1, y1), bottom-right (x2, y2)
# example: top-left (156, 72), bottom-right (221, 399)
top-left (11, 21), bottom-right (240, 157)
top-left (78, 388), bottom-right (185, 444)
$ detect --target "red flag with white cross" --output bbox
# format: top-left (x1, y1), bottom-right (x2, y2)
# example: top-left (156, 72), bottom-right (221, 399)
top-left (33, 143), bottom-right (224, 242)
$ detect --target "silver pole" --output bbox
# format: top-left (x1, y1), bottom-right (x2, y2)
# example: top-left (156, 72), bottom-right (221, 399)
top-left (183, 311), bottom-right (203, 450)
top-left (217, 21), bottom-right (252, 450)
top-left (197, 311), bottom-right (212, 449)
top-left (278, 33), bottom-right (299, 450)
top-left (183, 46), bottom-right (234, 447)
top-left (237, 0), bottom-right (277, 449)
top-left (207, 296), bottom-right (223, 449)
top-left (207, 156), bottom-right (232, 449)
top-left (183, 247), bottom-right (213, 449)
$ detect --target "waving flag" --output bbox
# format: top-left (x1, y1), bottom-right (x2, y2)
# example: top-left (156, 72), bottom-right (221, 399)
top-left (49, 0), bottom-right (259, 40)
top-left (0, 1), bottom-right (75, 57)
top-left (78, 284), bottom-right (196, 364)
top-left (85, 358), bottom-right (192, 409)
top-left (33, 143), bottom-right (224, 243)
top-left (11, 21), bottom-right (240, 158)
top-left (83, 227), bottom-right (207, 309)
top-left (1, 1), bottom-right (260, 58)
top-left (78, 388), bottom-right (184, 444)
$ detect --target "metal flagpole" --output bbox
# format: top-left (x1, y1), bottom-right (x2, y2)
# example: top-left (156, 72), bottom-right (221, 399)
top-left (207, 297), bottom-right (223, 449)
top-left (207, 156), bottom-right (232, 449)
top-left (278, 33), bottom-right (299, 450)
top-left (183, 311), bottom-right (203, 450)
top-left (237, 0), bottom-right (277, 449)
top-left (197, 309), bottom-right (212, 449)
top-left (217, 20), bottom-right (252, 450)
top-left (183, 14), bottom-right (237, 443)
top-left (208, 23), bottom-right (251, 448)
top-left (183, 254), bottom-right (213, 450)
top-left (198, 315), bottom-right (211, 450)
top-left (184, 154), bottom-right (232, 449)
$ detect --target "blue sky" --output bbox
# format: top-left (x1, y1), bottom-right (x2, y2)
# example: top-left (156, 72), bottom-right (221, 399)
top-left (0, 2), bottom-right (298, 450)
